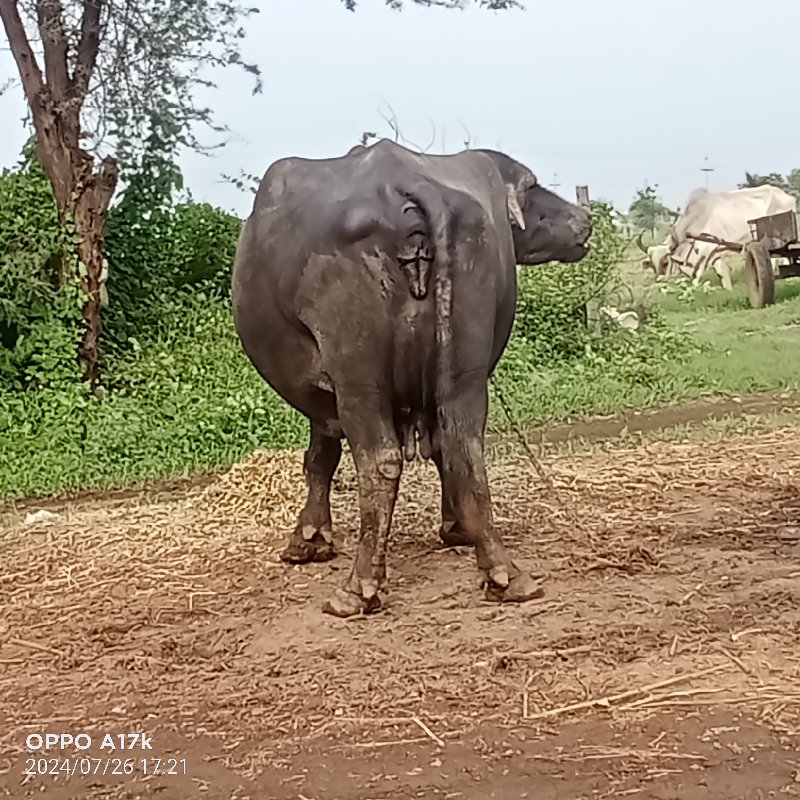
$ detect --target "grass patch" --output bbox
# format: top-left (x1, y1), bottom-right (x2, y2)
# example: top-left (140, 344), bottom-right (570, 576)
top-left (6, 254), bottom-right (800, 501)
top-left (0, 302), bottom-right (306, 499)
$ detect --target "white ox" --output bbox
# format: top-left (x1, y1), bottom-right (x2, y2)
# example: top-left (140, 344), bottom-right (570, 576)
top-left (642, 186), bottom-right (797, 290)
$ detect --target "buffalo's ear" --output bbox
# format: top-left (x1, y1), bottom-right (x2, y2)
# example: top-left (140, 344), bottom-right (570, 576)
top-left (505, 183), bottom-right (526, 230)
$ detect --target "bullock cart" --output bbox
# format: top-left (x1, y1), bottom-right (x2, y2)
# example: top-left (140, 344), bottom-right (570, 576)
top-left (684, 210), bottom-right (800, 309)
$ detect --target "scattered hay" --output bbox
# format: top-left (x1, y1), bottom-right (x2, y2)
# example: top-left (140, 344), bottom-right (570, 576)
top-left (188, 448), bottom-right (306, 532)
top-left (3, 426), bottom-right (800, 773)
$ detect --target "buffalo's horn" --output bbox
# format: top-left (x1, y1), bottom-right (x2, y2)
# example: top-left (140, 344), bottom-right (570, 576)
top-left (505, 184), bottom-right (526, 230)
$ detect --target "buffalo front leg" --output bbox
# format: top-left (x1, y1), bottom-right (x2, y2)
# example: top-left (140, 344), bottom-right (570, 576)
top-left (439, 385), bottom-right (543, 604)
top-left (323, 414), bottom-right (402, 618)
top-left (281, 423), bottom-right (342, 564)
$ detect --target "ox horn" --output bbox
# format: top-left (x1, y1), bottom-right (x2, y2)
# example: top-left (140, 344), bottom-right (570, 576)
top-left (635, 231), bottom-right (647, 254)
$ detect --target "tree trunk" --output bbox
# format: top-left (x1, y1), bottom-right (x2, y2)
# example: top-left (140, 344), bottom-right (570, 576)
top-left (1, 0), bottom-right (117, 390)
top-left (70, 154), bottom-right (118, 389)
top-left (25, 95), bottom-right (117, 389)
top-left (34, 129), bottom-right (118, 390)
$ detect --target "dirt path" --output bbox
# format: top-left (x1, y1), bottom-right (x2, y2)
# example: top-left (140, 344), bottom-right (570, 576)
top-left (3, 428), bottom-right (800, 798)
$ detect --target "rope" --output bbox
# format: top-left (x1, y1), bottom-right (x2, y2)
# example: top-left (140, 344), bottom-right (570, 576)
top-left (488, 376), bottom-right (553, 489)
top-left (489, 376), bottom-right (588, 536)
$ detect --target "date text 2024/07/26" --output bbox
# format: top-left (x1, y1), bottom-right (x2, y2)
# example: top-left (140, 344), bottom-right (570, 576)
top-left (24, 756), bottom-right (188, 779)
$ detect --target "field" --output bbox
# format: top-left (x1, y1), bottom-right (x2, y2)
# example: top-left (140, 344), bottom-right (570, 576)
top-left (4, 406), bottom-right (800, 799)
top-left (6, 251), bottom-right (800, 501)
top-left (5, 239), bottom-right (800, 798)
top-left (5, 5), bottom-right (800, 797)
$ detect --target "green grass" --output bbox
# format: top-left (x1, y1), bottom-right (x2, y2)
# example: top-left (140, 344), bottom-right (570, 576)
top-left (645, 262), bottom-right (800, 394)
top-left (0, 302), bottom-right (307, 499)
top-left (5, 257), bottom-right (800, 502)
top-left (489, 265), bottom-right (800, 424)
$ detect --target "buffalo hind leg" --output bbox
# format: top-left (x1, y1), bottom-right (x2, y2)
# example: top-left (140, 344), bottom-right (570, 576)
top-left (281, 423), bottom-right (342, 564)
top-left (323, 409), bottom-right (402, 618)
top-left (439, 386), bottom-right (543, 603)
top-left (433, 448), bottom-right (472, 548)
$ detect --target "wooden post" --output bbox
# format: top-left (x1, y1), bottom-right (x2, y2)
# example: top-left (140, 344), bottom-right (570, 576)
top-left (577, 185), bottom-right (597, 329)
top-left (585, 298), bottom-right (602, 332)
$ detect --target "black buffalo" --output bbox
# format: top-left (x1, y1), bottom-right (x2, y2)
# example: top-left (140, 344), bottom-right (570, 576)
top-left (232, 139), bottom-right (591, 618)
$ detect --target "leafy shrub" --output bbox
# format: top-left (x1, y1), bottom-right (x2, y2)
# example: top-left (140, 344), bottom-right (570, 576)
top-left (490, 201), bottom-right (700, 427)
top-left (0, 141), bottom-right (83, 389)
top-left (0, 154), bottom-right (737, 502)
top-left (513, 202), bottom-right (629, 365)
top-left (103, 151), bottom-right (241, 350)
top-left (0, 296), bottom-right (306, 499)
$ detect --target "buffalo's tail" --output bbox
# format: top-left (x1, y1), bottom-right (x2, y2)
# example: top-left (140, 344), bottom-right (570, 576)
top-left (399, 182), bottom-right (457, 456)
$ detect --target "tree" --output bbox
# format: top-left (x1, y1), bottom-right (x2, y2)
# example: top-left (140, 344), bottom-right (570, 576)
top-left (1, 0), bottom-right (518, 389)
top-left (627, 183), bottom-right (673, 235)
top-left (0, 0), bottom-right (261, 388)
top-left (344, 0), bottom-right (521, 8)
top-left (740, 170), bottom-right (800, 201)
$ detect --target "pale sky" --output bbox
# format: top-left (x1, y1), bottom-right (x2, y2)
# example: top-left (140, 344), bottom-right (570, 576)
top-left (1, 0), bottom-right (798, 217)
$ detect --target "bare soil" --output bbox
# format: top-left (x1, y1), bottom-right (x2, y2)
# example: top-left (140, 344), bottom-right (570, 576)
top-left (3, 427), bottom-right (800, 799)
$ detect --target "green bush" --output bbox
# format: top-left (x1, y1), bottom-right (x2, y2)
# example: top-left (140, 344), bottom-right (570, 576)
top-left (0, 141), bottom-right (83, 390)
top-left (0, 163), bottom-right (720, 501)
top-left (489, 201), bottom-right (700, 427)
top-left (512, 201), bottom-right (629, 365)
top-left (0, 297), bottom-right (306, 498)
top-left (103, 150), bottom-right (240, 351)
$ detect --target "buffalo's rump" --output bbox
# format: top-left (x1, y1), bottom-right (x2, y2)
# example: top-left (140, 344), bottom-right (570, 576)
top-left (232, 143), bottom-right (517, 444)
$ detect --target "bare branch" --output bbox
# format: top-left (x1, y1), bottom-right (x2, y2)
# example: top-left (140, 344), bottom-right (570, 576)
top-left (378, 101), bottom-right (402, 143)
top-left (457, 118), bottom-right (472, 149)
top-left (36, 0), bottom-right (70, 95)
top-left (376, 98), bottom-right (430, 152)
top-left (73, 0), bottom-right (102, 99)
top-left (420, 114), bottom-right (436, 154)
top-left (0, 0), bottom-right (46, 109)
top-left (345, 0), bottom-right (523, 8)
top-left (0, 75), bottom-right (18, 95)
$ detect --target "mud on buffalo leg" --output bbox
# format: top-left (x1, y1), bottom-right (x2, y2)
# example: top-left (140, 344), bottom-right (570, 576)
top-left (280, 423), bottom-right (342, 564)
top-left (322, 407), bottom-right (402, 618)
top-left (438, 383), bottom-right (543, 604)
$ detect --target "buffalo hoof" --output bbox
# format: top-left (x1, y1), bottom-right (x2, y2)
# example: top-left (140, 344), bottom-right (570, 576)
top-left (439, 522), bottom-right (472, 548)
top-left (321, 588), bottom-right (382, 618)
top-left (280, 528), bottom-right (336, 564)
top-left (481, 565), bottom-right (545, 604)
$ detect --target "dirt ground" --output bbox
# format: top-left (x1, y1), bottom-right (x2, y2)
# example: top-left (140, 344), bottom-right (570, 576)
top-left (3, 426), bottom-right (800, 799)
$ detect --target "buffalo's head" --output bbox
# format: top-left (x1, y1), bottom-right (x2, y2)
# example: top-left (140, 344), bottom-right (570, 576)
top-left (476, 148), bottom-right (592, 265)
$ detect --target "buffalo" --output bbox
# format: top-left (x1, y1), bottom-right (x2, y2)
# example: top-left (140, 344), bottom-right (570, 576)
top-left (232, 139), bottom-right (591, 617)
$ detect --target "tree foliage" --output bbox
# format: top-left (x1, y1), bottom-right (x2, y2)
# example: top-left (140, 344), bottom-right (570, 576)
top-left (627, 183), bottom-right (674, 233)
top-left (0, 141), bottom-right (239, 391)
top-left (0, 139), bottom-right (83, 390)
top-left (1, 1), bottom-right (262, 166)
top-left (342, 0), bottom-right (521, 9)
top-left (0, 0), bottom-right (261, 386)
top-left (103, 147), bottom-right (241, 352)
top-left (513, 202), bottom-right (628, 364)
top-left (740, 170), bottom-right (800, 201)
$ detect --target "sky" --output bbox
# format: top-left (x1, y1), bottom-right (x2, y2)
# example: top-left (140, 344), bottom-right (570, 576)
top-left (1, 0), bottom-right (799, 218)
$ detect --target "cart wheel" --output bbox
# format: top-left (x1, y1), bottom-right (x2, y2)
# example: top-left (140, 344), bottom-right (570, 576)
top-left (744, 240), bottom-right (775, 309)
